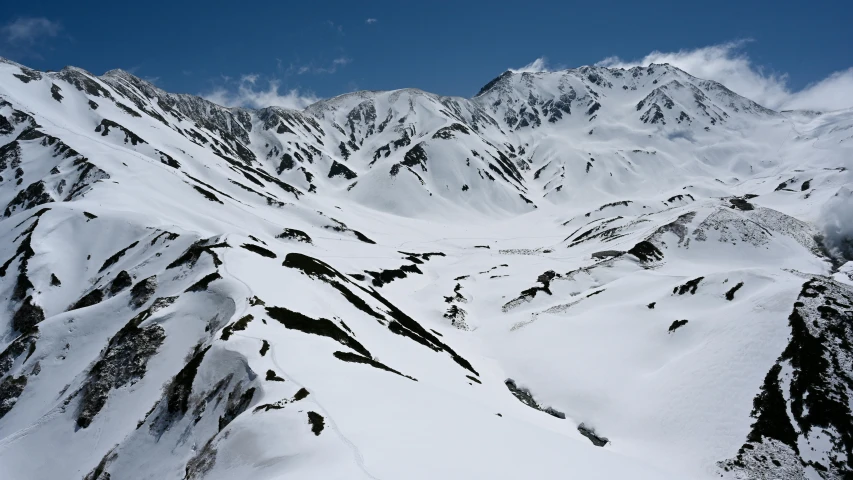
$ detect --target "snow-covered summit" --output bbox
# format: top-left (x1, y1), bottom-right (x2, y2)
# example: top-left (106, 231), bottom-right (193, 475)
top-left (0, 57), bottom-right (851, 480)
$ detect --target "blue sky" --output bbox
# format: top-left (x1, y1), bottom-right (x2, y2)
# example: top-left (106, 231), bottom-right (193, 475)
top-left (1, 0), bottom-right (852, 111)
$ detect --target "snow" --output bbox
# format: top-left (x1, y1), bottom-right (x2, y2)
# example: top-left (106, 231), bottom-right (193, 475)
top-left (0, 57), bottom-right (851, 479)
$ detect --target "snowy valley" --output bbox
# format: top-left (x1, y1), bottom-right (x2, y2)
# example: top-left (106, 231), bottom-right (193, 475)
top-left (0, 57), bottom-right (852, 479)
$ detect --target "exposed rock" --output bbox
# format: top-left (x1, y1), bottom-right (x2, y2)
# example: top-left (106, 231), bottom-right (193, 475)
top-left (673, 277), bottom-right (703, 295)
top-left (276, 228), bottom-right (312, 244)
top-left (12, 296), bottom-right (45, 332)
top-left (328, 160), bottom-right (357, 179)
top-left (4, 181), bottom-right (53, 217)
top-left (592, 250), bottom-right (623, 259)
top-left (76, 311), bottom-right (166, 428)
top-left (725, 281), bottom-right (744, 301)
top-left (720, 277), bottom-right (853, 477)
top-left (0, 327), bottom-right (38, 377)
top-left (668, 319), bottom-right (688, 333)
top-left (333, 351), bottom-right (416, 381)
top-left (628, 241), bottom-right (663, 263)
top-left (577, 423), bottom-right (609, 447)
top-left (0, 375), bottom-right (28, 419)
top-left (307, 411), bottom-right (325, 435)
top-left (69, 288), bottom-right (105, 311)
top-left (108, 270), bottom-right (133, 295)
top-left (129, 275), bottom-right (157, 309)
top-left (218, 384), bottom-right (256, 431)
top-left (239, 243), bottom-right (276, 258)
top-left (504, 379), bottom-right (565, 419)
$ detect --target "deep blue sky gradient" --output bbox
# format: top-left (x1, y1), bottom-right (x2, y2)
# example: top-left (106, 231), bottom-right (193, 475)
top-left (1, 0), bottom-right (851, 99)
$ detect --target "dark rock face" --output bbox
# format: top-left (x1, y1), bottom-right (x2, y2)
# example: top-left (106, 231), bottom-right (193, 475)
top-left (365, 264), bottom-right (422, 287)
top-left (327, 160), bottom-right (357, 180)
top-left (267, 306), bottom-right (372, 358)
top-left (628, 241), bottom-right (663, 263)
top-left (333, 351), bottom-right (416, 381)
top-left (129, 276), bottom-right (157, 309)
top-left (673, 277), bottom-right (704, 295)
top-left (475, 71), bottom-right (513, 97)
top-left (184, 437), bottom-right (217, 480)
top-left (185, 272), bottom-right (222, 292)
top-left (0, 141), bottom-right (21, 170)
top-left (166, 345), bottom-right (210, 415)
top-left (502, 270), bottom-right (559, 312)
top-left (443, 304), bottom-right (468, 330)
top-left (221, 314), bottom-right (253, 341)
top-left (720, 277), bottom-right (853, 478)
top-left (432, 123), bottom-right (470, 139)
top-left (4, 181), bottom-right (53, 217)
top-left (57, 68), bottom-right (113, 98)
top-left (276, 228), bottom-right (312, 244)
top-left (283, 252), bottom-right (478, 376)
top-left (12, 296), bottom-right (45, 332)
top-left (668, 319), bottom-right (688, 333)
top-left (239, 243), bottom-right (276, 258)
top-left (50, 84), bottom-right (63, 102)
top-left (109, 271), bottom-right (133, 295)
top-left (64, 161), bottom-right (111, 201)
top-left (307, 411), bottom-right (325, 436)
top-left (0, 114), bottom-right (14, 136)
top-left (401, 143), bottom-right (428, 171)
top-left (0, 375), bottom-right (28, 419)
top-left (69, 288), bottom-right (105, 311)
top-left (725, 281), bottom-right (745, 301)
top-left (218, 385), bottom-right (255, 431)
top-left (95, 119), bottom-right (147, 146)
top-left (322, 218), bottom-right (376, 244)
top-left (592, 250), bottom-right (623, 259)
top-left (729, 197), bottom-right (755, 211)
top-left (76, 312), bottom-right (166, 428)
top-left (0, 327), bottom-right (39, 377)
top-left (83, 447), bottom-right (117, 480)
top-left (577, 423), bottom-right (609, 447)
top-left (504, 379), bottom-right (565, 419)
top-left (277, 153), bottom-right (294, 173)
top-left (99, 241), bottom-right (139, 272)
top-left (167, 240), bottom-right (229, 270)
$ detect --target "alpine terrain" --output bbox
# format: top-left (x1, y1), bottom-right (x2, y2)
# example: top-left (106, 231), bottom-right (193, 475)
top-left (0, 57), bottom-right (852, 479)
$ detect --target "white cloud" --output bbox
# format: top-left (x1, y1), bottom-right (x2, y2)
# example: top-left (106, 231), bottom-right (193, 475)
top-left (596, 42), bottom-right (853, 112)
top-left (326, 20), bottom-right (344, 34)
top-left (1, 17), bottom-right (61, 44)
top-left (291, 56), bottom-right (352, 75)
top-left (203, 75), bottom-right (319, 110)
top-left (819, 186), bottom-right (853, 260)
top-left (366, 18), bottom-right (378, 24)
top-left (510, 57), bottom-right (549, 73)
top-left (783, 69), bottom-right (853, 111)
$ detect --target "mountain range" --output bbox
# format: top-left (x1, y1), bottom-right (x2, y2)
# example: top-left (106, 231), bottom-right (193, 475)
top-left (1, 56), bottom-right (852, 479)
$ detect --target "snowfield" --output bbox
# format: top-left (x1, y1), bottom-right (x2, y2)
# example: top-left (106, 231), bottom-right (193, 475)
top-left (0, 57), bottom-right (851, 479)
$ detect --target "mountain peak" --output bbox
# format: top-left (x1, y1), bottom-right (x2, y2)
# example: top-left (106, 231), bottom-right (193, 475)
top-left (0, 56), bottom-right (850, 480)
top-left (474, 70), bottom-right (514, 97)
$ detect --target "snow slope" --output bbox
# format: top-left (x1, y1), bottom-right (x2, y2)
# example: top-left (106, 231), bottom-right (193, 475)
top-left (0, 57), bottom-right (852, 479)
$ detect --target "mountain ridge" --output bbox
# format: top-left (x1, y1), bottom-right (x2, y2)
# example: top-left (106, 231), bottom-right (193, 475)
top-left (0, 56), bottom-right (851, 480)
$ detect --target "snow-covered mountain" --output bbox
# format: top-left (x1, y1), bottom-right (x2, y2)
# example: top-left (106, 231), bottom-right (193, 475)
top-left (1, 56), bottom-right (852, 480)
